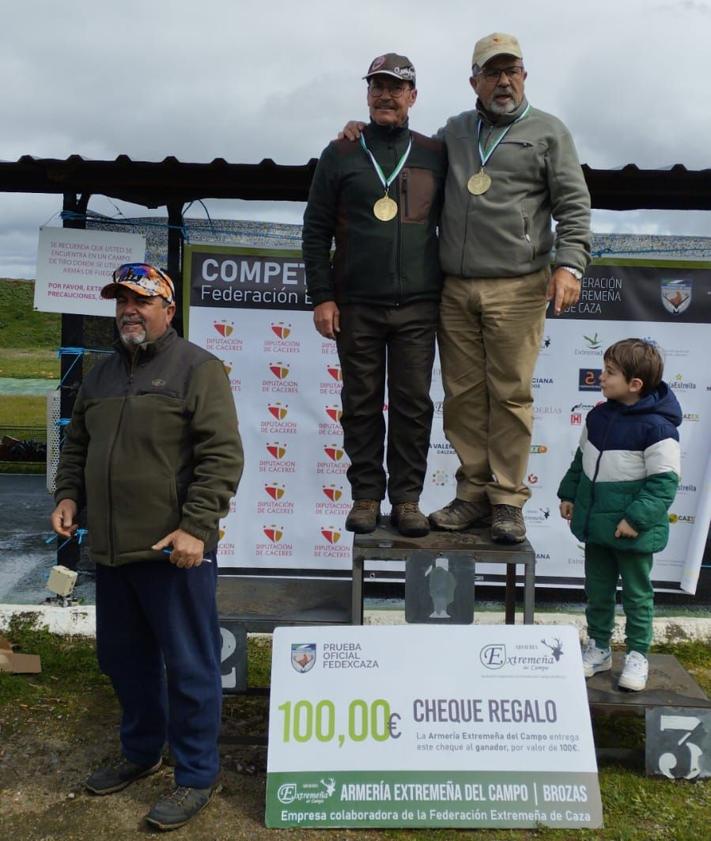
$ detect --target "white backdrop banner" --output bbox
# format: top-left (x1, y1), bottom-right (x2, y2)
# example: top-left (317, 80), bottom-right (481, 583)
top-left (185, 246), bottom-right (711, 593)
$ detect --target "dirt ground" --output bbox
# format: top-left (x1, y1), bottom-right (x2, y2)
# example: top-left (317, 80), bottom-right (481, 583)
top-left (0, 694), bottom-right (379, 841)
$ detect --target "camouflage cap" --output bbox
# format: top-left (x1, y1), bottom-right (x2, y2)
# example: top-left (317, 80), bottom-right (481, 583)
top-left (101, 263), bottom-right (175, 305)
top-left (364, 53), bottom-right (416, 86)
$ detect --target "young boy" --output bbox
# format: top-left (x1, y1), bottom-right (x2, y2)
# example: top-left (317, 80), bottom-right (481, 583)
top-left (558, 339), bottom-right (681, 691)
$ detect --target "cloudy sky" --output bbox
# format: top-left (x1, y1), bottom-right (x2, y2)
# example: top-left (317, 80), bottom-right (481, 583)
top-left (1, 0), bottom-right (709, 277)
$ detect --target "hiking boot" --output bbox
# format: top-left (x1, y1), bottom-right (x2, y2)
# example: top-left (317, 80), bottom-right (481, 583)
top-left (145, 783), bottom-right (222, 831)
top-left (391, 502), bottom-right (430, 537)
top-left (345, 499), bottom-right (380, 534)
top-left (490, 504), bottom-right (526, 543)
top-left (618, 650), bottom-right (649, 692)
top-left (581, 639), bottom-right (612, 678)
top-left (428, 498), bottom-right (491, 531)
top-left (85, 757), bottom-right (162, 795)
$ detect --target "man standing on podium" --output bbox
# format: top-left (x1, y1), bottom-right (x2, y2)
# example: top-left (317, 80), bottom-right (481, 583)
top-left (302, 52), bottom-right (446, 538)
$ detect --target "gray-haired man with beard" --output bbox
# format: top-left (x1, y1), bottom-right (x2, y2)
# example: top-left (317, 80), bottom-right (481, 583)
top-left (428, 33), bottom-right (591, 543)
top-left (51, 263), bottom-right (243, 830)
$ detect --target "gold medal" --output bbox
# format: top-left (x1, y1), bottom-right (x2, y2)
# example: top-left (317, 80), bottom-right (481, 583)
top-left (373, 195), bottom-right (398, 221)
top-left (467, 169), bottom-right (492, 195)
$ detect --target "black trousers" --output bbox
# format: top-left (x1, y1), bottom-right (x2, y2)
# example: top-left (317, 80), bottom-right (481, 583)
top-left (336, 301), bottom-right (438, 503)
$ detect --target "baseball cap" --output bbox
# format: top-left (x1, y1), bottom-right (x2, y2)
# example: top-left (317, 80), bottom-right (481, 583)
top-left (101, 263), bottom-right (175, 305)
top-left (471, 33), bottom-right (523, 69)
top-left (364, 53), bottom-right (416, 86)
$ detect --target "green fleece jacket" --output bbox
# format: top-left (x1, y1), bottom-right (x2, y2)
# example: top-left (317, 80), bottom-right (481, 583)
top-left (302, 120), bottom-right (446, 307)
top-left (54, 327), bottom-right (243, 566)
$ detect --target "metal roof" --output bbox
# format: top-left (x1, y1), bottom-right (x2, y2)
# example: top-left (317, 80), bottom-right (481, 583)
top-left (0, 155), bottom-right (710, 210)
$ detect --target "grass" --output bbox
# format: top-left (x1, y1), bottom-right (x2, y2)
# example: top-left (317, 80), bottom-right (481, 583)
top-left (0, 279), bottom-right (60, 350)
top-left (1, 621), bottom-right (710, 840)
top-left (0, 395), bottom-right (47, 427)
top-left (0, 349), bottom-right (59, 379)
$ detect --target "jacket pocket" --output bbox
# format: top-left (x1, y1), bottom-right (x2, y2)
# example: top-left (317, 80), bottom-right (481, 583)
top-left (111, 472), bottom-right (181, 557)
top-left (401, 167), bottom-right (436, 224)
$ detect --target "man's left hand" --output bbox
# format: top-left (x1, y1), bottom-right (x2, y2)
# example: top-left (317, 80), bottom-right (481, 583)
top-left (547, 268), bottom-right (581, 316)
top-left (152, 529), bottom-right (206, 568)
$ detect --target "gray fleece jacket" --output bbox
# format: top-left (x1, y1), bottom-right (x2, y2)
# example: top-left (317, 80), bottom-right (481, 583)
top-left (437, 97), bottom-right (591, 279)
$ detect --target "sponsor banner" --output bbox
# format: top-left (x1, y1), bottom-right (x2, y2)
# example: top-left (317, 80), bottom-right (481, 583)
top-left (34, 227), bottom-right (146, 315)
top-left (559, 263), bottom-right (711, 323)
top-left (266, 625), bottom-right (602, 828)
top-left (187, 246), bottom-right (711, 591)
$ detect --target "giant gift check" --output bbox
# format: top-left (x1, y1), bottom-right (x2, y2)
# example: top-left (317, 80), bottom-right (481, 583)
top-left (266, 624), bottom-right (602, 829)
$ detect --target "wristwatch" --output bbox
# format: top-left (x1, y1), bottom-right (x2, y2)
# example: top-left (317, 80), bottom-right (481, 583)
top-left (559, 266), bottom-right (583, 281)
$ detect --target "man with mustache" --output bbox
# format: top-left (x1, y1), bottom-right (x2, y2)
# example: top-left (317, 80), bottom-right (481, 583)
top-left (50, 263), bottom-right (243, 830)
top-left (303, 53), bottom-right (446, 537)
top-left (343, 33), bottom-right (591, 543)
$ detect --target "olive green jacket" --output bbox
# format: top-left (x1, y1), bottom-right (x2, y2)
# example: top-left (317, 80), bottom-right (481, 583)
top-left (54, 328), bottom-right (243, 566)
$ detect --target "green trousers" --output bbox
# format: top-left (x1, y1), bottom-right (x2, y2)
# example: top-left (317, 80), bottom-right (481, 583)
top-left (584, 543), bottom-right (654, 655)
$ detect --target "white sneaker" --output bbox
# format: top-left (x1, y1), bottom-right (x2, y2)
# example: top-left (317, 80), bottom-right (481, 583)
top-left (581, 639), bottom-right (611, 678)
top-left (618, 651), bottom-right (649, 691)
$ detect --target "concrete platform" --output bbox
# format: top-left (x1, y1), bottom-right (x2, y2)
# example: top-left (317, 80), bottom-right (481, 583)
top-left (587, 652), bottom-right (711, 713)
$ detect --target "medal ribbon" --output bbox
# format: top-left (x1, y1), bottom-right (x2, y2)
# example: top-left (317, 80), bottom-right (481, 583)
top-left (359, 133), bottom-right (412, 195)
top-left (477, 103), bottom-right (531, 167)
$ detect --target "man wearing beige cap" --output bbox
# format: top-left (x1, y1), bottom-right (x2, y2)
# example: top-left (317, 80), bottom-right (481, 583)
top-left (428, 32), bottom-right (591, 543)
top-left (303, 53), bottom-right (446, 538)
top-left (51, 263), bottom-right (243, 829)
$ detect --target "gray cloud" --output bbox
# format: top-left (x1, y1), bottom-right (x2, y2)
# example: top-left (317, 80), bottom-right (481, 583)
top-left (1, 0), bottom-right (709, 276)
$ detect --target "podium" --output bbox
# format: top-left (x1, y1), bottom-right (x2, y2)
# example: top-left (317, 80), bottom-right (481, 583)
top-left (351, 518), bottom-right (535, 624)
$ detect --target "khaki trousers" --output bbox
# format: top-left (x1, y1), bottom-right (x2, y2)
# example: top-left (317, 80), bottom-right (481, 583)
top-left (437, 269), bottom-right (549, 507)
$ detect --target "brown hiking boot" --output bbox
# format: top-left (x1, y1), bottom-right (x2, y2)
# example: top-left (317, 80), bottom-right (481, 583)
top-left (391, 502), bottom-right (430, 537)
top-left (490, 504), bottom-right (526, 544)
top-left (345, 499), bottom-right (380, 534)
top-left (428, 498), bottom-right (491, 531)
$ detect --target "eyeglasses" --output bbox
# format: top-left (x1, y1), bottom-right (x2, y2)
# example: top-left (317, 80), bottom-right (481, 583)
top-left (477, 65), bottom-right (524, 83)
top-left (368, 81), bottom-right (410, 98)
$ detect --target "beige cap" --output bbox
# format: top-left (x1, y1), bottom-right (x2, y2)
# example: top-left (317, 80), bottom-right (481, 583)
top-left (471, 32), bottom-right (523, 69)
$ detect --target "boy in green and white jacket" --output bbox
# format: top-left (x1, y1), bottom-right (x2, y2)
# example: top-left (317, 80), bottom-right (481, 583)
top-left (558, 339), bottom-right (681, 691)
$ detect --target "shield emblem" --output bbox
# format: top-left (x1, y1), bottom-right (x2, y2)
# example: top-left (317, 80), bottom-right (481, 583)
top-left (661, 279), bottom-right (692, 314)
top-left (291, 643), bottom-right (316, 673)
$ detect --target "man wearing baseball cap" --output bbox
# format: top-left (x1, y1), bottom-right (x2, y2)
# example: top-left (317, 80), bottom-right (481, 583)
top-left (341, 34), bottom-right (590, 542)
top-left (51, 262), bottom-right (243, 829)
top-left (303, 53), bottom-right (446, 538)
top-left (427, 33), bottom-right (591, 543)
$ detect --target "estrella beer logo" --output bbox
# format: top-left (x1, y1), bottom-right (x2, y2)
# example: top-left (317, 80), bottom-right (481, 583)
top-left (222, 360), bottom-right (232, 375)
top-left (321, 527), bottom-right (342, 544)
top-left (327, 364), bottom-right (342, 382)
top-left (271, 322), bottom-right (292, 339)
top-left (322, 484), bottom-right (343, 502)
top-left (264, 483), bottom-right (286, 500)
top-left (530, 444), bottom-right (548, 454)
top-left (325, 405), bottom-right (342, 422)
top-left (324, 444), bottom-right (344, 462)
top-left (266, 442), bottom-right (287, 459)
top-left (263, 525), bottom-right (284, 543)
top-left (213, 321), bottom-right (234, 337)
top-left (269, 362), bottom-right (290, 380)
top-left (268, 402), bottom-right (288, 420)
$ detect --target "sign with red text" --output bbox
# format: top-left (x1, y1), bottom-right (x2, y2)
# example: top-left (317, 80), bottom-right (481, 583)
top-left (34, 227), bottom-right (145, 315)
